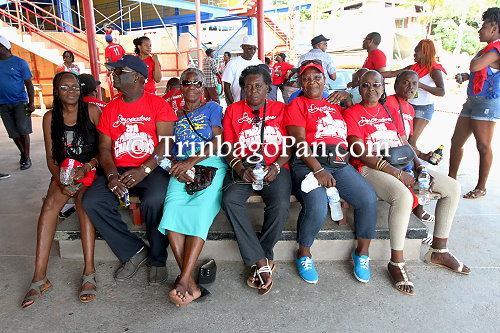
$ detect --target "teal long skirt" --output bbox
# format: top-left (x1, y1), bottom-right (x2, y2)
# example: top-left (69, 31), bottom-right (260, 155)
top-left (158, 156), bottom-right (227, 241)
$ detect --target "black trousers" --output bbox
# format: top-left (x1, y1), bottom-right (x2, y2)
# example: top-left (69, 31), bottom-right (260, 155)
top-left (221, 168), bottom-right (291, 265)
top-left (83, 167), bottom-right (169, 266)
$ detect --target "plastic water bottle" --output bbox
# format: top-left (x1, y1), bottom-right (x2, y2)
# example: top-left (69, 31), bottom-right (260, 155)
top-left (326, 187), bottom-right (343, 221)
top-left (403, 165), bottom-right (414, 177)
top-left (252, 164), bottom-right (266, 191)
top-left (154, 154), bottom-right (172, 171)
top-left (417, 169), bottom-right (431, 205)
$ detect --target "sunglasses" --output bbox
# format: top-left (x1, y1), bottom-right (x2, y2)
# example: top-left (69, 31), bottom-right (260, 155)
top-left (181, 80), bottom-right (203, 88)
top-left (251, 110), bottom-right (261, 127)
top-left (59, 85), bottom-right (80, 92)
top-left (63, 54), bottom-right (73, 58)
top-left (112, 68), bottom-right (135, 75)
top-left (360, 82), bottom-right (383, 88)
top-left (301, 59), bottom-right (323, 66)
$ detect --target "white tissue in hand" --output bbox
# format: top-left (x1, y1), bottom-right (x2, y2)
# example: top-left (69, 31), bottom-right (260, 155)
top-left (301, 172), bottom-right (321, 193)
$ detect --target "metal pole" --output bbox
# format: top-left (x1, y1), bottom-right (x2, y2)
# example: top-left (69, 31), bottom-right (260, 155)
top-left (82, 0), bottom-right (102, 99)
top-left (257, 0), bottom-right (264, 61)
top-left (195, 0), bottom-right (202, 70)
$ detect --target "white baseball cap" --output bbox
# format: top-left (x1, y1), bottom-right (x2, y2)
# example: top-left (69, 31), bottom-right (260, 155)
top-left (241, 35), bottom-right (257, 46)
top-left (0, 35), bottom-right (11, 50)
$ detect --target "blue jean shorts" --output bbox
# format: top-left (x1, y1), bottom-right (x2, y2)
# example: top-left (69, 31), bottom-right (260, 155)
top-left (460, 95), bottom-right (500, 122)
top-left (410, 103), bottom-right (434, 121)
top-left (0, 102), bottom-right (32, 138)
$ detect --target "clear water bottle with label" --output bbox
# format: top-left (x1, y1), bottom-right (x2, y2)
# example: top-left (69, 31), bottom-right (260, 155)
top-left (326, 187), bottom-right (343, 221)
top-left (154, 154), bottom-right (172, 171)
top-left (252, 163), bottom-right (266, 191)
top-left (417, 169), bottom-right (431, 205)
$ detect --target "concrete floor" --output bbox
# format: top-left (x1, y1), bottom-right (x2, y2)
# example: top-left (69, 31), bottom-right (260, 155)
top-left (1, 107), bottom-right (499, 332)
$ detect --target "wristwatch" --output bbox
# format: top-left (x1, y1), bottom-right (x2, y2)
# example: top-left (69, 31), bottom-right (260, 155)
top-left (141, 164), bottom-right (151, 175)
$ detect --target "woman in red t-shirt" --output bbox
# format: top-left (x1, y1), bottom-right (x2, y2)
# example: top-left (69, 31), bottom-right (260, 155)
top-left (222, 65), bottom-right (292, 295)
top-left (344, 70), bottom-right (470, 296)
top-left (284, 61), bottom-right (377, 285)
top-left (133, 36), bottom-right (162, 94)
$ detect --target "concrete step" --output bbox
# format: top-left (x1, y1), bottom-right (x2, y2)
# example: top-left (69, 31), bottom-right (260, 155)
top-left (55, 201), bottom-right (428, 262)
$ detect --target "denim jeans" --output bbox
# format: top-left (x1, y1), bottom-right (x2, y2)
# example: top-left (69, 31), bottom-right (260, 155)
top-left (290, 159), bottom-right (377, 248)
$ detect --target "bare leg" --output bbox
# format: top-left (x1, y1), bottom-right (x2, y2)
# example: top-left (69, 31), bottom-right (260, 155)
top-left (22, 182), bottom-right (69, 307)
top-left (19, 134), bottom-right (30, 159)
top-left (408, 118), bottom-right (430, 148)
top-left (12, 136), bottom-right (25, 159)
top-left (167, 231), bottom-right (186, 269)
top-left (168, 234), bottom-right (204, 306)
top-left (298, 245), bottom-right (312, 258)
top-left (449, 116), bottom-right (473, 179)
top-left (387, 249), bottom-right (414, 294)
top-left (75, 187), bottom-right (96, 301)
top-left (356, 238), bottom-right (371, 256)
top-left (470, 119), bottom-right (496, 192)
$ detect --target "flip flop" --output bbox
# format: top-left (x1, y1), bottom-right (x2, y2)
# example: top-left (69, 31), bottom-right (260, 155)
top-left (420, 211), bottom-right (435, 223)
top-left (463, 189), bottom-right (486, 199)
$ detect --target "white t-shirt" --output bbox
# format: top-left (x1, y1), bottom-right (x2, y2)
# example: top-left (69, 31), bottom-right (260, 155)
top-left (409, 73), bottom-right (437, 105)
top-left (222, 56), bottom-right (262, 103)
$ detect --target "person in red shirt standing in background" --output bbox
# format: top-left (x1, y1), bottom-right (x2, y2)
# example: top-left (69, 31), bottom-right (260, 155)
top-left (162, 77), bottom-right (185, 112)
top-left (79, 74), bottom-right (107, 109)
top-left (133, 36), bottom-right (162, 94)
top-left (270, 53), bottom-right (293, 101)
top-left (362, 32), bottom-right (387, 72)
top-left (104, 34), bottom-right (125, 63)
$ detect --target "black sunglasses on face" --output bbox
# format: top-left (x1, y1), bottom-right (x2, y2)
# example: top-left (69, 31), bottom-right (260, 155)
top-left (112, 68), bottom-right (135, 76)
top-left (181, 80), bottom-right (203, 88)
top-left (360, 82), bottom-right (383, 88)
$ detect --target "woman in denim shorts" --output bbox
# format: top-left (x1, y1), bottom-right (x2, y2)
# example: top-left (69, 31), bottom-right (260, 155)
top-left (449, 7), bottom-right (500, 199)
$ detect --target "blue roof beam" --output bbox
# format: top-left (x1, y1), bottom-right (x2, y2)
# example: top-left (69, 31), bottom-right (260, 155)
top-left (128, 0), bottom-right (229, 17)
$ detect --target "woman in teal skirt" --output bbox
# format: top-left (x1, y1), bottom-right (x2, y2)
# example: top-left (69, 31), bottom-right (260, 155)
top-left (158, 68), bottom-right (226, 307)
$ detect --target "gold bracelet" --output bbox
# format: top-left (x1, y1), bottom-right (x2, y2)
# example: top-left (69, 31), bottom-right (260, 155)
top-left (91, 157), bottom-right (99, 168)
top-left (396, 169), bottom-right (403, 180)
top-left (107, 173), bottom-right (116, 181)
top-left (231, 159), bottom-right (242, 169)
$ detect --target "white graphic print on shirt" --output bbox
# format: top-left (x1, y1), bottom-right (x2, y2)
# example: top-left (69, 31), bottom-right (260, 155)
top-left (308, 104), bottom-right (347, 140)
top-left (113, 115), bottom-right (155, 160)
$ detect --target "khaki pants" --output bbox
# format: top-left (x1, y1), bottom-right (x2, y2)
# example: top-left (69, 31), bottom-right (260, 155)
top-left (361, 166), bottom-right (460, 251)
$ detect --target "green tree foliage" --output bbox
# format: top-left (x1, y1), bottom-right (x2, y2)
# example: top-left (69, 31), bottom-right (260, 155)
top-left (433, 19), bottom-right (480, 55)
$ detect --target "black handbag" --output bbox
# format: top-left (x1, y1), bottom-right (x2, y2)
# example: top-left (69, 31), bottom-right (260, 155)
top-left (313, 144), bottom-right (349, 168)
top-left (381, 104), bottom-right (415, 170)
top-left (185, 165), bottom-right (218, 195)
top-left (182, 108), bottom-right (218, 194)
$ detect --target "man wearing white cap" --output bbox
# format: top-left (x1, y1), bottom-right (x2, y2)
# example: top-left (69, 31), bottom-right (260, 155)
top-left (222, 35), bottom-right (262, 105)
top-left (0, 35), bottom-right (35, 170)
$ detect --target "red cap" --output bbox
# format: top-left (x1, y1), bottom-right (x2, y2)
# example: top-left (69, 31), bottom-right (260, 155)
top-left (299, 63), bottom-right (324, 75)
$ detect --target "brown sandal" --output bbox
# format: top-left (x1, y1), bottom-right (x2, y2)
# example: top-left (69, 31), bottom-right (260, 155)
top-left (21, 277), bottom-right (53, 309)
top-left (463, 189), bottom-right (486, 199)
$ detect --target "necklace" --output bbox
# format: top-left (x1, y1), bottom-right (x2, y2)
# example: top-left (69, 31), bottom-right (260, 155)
top-left (360, 104), bottom-right (380, 118)
top-left (181, 101), bottom-right (204, 113)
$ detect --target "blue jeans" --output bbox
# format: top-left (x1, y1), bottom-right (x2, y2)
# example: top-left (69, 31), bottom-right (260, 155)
top-left (460, 95), bottom-right (500, 122)
top-left (290, 159), bottom-right (377, 248)
top-left (411, 103), bottom-right (434, 121)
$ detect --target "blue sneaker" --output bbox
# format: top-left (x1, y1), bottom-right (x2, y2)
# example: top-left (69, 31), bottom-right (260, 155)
top-left (296, 256), bottom-right (318, 284)
top-left (352, 251), bottom-right (370, 283)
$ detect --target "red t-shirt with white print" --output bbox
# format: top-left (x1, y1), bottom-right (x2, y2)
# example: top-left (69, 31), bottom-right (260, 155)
top-left (343, 102), bottom-right (405, 169)
top-left (162, 89), bottom-right (185, 112)
top-left (284, 96), bottom-right (348, 148)
top-left (222, 100), bottom-right (288, 167)
top-left (385, 95), bottom-right (414, 136)
top-left (97, 92), bottom-right (177, 167)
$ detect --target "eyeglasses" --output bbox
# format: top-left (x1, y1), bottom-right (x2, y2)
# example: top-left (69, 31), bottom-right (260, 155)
top-left (360, 82), bottom-right (383, 88)
top-left (63, 54), bottom-right (72, 59)
top-left (251, 110), bottom-right (261, 127)
top-left (112, 68), bottom-right (135, 75)
top-left (181, 80), bottom-right (203, 88)
top-left (301, 59), bottom-right (322, 66)
top-left (59, 85), bottom-right (80, 92)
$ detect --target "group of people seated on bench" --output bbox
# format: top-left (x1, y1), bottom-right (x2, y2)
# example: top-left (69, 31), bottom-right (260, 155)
top-left (22, 55), bottom-right (471, 309)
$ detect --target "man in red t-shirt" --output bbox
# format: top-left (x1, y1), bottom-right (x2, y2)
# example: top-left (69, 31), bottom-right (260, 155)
top-left (83, 55), bottom-right (177, 285)
top-left (270, 53), bottom-right (293, 102)
top-left (161, 77), bottom-right (185, 112)
top-left (104, 34), bottom-right (126, 63)
top-left (362, 32), bottom-right (387, 72)
top-left (79, 73), bottom-right (107, 109)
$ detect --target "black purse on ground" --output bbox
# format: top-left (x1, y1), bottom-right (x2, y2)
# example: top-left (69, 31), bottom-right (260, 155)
top-left (381, 104), bottom-right (415, 170)
top-left (182, 109), bottom-right (218, 194)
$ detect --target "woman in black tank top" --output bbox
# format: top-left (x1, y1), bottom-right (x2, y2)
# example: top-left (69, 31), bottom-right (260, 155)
top-left (21, 72), bottom-right (102, 308)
